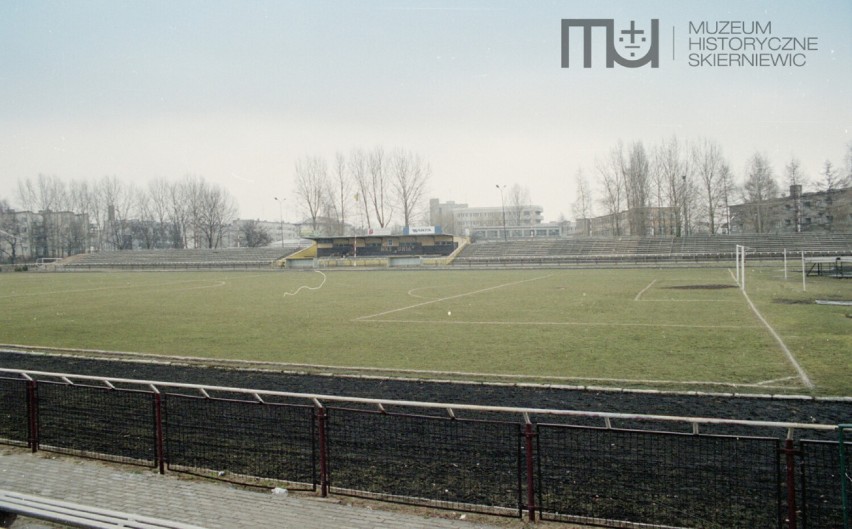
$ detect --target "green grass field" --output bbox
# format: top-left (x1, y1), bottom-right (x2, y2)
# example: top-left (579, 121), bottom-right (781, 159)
top-left (1, 266), bottom-right (850, 395)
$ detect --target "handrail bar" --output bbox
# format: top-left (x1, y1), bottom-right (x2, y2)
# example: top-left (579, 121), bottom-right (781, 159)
top-left (0, 367), bottom-right (838, 432)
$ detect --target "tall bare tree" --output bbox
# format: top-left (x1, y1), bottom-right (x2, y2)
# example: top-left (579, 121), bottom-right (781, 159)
top-left (783, 157), bottom-right (807, 189)
top-left (654, 136), bottom-right (690, 237)
top-left (0, 198), bottom-right (20, 263)
top-left (99, 176), bottom-right (137, 250)
top-left (741, 153), bottom-right (779, 233)
top-left (571, 169), bottom-right (593, 236)
top-left (817, 160), bottom-right (845, 192)
top-left (349, 148), bottom-right (372, 231)
top-left (596, 146), bottom-right (626, 236)
top-left (390, 149), bottom-right (430, 227)
top-left (718, 162), bottom-right (735, 233)
top-left (328, 152), bottom-right (353, 235)
top-left (294, 155), bottom-right (329, 234)
top-left (506, 184), bottom-right (532, 227)
top-left (368, 147), bottom-right (393, 228)
top-left (625, 142), bottom-right (650, 235)
top-left (197, 181), bottom-right (238, 248)
top-left (692, 138), bottom-right (727, 234)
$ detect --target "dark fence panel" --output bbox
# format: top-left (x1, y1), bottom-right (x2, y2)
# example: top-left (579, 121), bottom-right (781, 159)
top-left (800, 439), bottom-right (852, 529)
top-left (164, 394), bottom-right (315, 489)
top-left (537, 424), bottom-right (783, 529)
top-left (3, 372), bottom-right (849, 529)
top-left (36, 382), bottom-right (156, 465)
top-left (0, 377), bottom-right (29, 447)
top-left (326, 407), bottom-right (523, 514)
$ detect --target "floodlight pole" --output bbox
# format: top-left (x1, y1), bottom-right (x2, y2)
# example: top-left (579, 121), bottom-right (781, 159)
top-left (274, 197), bottom-right (285, 248)
top-left (784, 248), bottom-right (788, 280)
top-left (801, 252), bottom-right (806, 292)
top-left (496, 184), bottom-right (507, 241)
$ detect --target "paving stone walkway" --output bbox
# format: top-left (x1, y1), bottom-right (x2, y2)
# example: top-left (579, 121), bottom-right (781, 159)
top-left (0, 450), bottom-right (526, 529)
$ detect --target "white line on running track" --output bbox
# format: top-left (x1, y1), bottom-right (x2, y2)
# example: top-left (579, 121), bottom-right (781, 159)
top-left (634, 279), bottom-right (657, 301)
top-left (355, 275), bottom-right (552, 321)
top-left (1, 344), bottom-right (799, 390)
top-left (283, 270), bottom-right (327, 297)
top-left (360, 319), bottom-right (760, 329)
top-left (727, 269), bottom-right (814, 389)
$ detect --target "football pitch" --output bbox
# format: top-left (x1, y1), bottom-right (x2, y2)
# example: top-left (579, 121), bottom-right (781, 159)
top-left (0, 266), bottom-right (849, 395)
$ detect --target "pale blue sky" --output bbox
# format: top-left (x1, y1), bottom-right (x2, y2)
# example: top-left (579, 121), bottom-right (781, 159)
top-left (1, 0), bottom-right (850, 222)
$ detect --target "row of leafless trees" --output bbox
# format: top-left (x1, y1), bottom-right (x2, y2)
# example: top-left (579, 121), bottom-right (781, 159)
top-left (10, 174), bottom-right (238, 255)
top-left (574, 138), bottom-right (852, 236)
top-left (293, 147), bottom-right (431, 235)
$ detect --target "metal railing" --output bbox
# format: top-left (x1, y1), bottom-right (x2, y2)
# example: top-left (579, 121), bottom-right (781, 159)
top-left (0, 368), bottom-right (848, 529)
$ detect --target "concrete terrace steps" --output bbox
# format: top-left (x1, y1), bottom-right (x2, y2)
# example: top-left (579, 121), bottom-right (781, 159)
top-left (455, 234), bottom-right (852, 264)
top-left (59, 247), bottom-right (306, 270)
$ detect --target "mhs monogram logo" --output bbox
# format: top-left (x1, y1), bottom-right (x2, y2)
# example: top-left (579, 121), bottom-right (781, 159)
top-left (562, 19), bottom-right (660, 68)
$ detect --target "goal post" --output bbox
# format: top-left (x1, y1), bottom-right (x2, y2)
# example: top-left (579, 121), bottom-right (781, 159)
top-left (735, 245), bottom-right (747, 291)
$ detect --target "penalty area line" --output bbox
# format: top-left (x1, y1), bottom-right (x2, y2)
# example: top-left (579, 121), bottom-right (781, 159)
top-left (728, 269), bottom-right (814, 389)
top-left (355, 274), bottom-right (552, 321)
top-left (634, 279), bottom-right (657, 301)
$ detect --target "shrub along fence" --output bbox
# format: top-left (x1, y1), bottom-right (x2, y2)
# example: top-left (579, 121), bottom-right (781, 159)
top-left (0, 369), bottom-right (849, 529)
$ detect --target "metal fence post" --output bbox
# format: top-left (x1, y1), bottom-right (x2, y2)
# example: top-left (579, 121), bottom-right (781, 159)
top-left (153, 392), bottom-right (165, 475)
top-left (524, 418), bottom-right (536, 523)
top-left (317, 405), bottom-right (329, 498)
top-left (840, 425), bottom-right (851, 529)
top-left (782, 438), bottom-right (800, 529)
top-left (26, 379), bottom-right (38, 453)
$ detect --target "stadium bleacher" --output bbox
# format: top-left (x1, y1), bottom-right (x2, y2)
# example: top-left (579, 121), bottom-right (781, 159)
top-left (59, 246), bottom-right (306, 270)
top-left (453, 234), bottom-right (852, 266)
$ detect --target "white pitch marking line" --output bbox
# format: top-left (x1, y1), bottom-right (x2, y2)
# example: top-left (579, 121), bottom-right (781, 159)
top-left (360, 319), bottom-right (760, 330)
top-left (639, 299), bottom-right (739, 303)
top-left (282, 270), bottom-right (327, 297)
top-left (356, 275), bottom-right (552, 321)
top-left (634, 279), bottom-right (657, 301)
top-left (727, 269), bottom-right (814, 389)
top-left (407, 286), bottom-right (437, 300)
top-left (755, 376), bottom-right (799, 386)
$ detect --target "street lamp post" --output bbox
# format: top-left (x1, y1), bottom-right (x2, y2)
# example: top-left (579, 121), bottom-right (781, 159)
top-left (274, 197), bottom-right (285, 248)
top-left (495, 184), bottom-right (507, 241)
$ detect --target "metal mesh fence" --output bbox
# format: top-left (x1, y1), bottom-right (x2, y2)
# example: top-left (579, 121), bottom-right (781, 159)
top-left (0, 377), bottom-right (29, 447)
top-left (326, 407), bottom-right (523, 514)
top-left (536, 424), bottom-right (783, 529)
top-left (2, 369), bottom-right (849, 529)
top-left (800, 439), bottom-right (852, 529)
top-left (164, 394), bottom-right (315, 489)
top-left (35, 382), bottom-right (157, 466)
